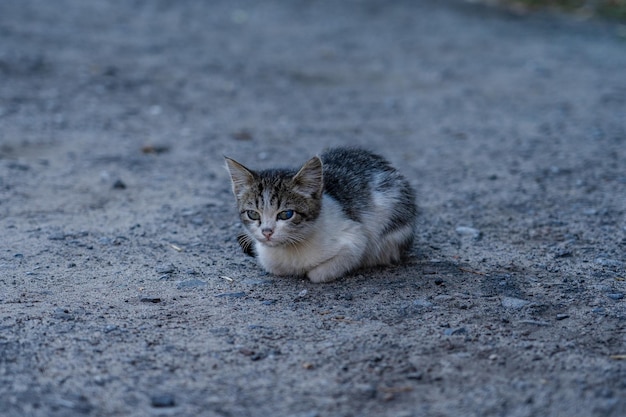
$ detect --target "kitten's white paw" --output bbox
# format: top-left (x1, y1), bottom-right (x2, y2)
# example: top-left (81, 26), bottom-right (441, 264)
top-left (307, 266), bottom-right (340, 283)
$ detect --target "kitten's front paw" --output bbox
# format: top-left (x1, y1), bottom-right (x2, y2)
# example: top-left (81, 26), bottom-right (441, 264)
top-left (307, 266), bottom-right (340, 283)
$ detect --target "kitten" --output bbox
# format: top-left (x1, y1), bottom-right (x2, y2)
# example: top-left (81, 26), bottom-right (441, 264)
top-left (225, 147), bottom-right (417, 283)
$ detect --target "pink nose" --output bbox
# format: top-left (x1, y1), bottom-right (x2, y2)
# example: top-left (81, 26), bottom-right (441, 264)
top-left (262, 228), bottom-right (273, 239)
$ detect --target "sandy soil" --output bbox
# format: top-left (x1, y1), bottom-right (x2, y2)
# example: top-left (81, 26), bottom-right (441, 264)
top-left (1, 1), bottom-right (625, 416)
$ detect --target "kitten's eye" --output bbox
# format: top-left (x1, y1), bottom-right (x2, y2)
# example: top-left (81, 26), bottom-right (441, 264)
top-left (277, 210), bottom-right (294, 221)
top-left (246, 210), bottom-right (260, 221)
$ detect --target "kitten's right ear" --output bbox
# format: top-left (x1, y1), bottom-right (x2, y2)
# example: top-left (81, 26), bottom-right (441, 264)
top-left (224, 157), bottom-right (255, 198)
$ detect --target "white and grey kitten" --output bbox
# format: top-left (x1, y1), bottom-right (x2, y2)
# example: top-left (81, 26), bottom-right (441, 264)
top-left (225, 147), bottom-right (417, 283)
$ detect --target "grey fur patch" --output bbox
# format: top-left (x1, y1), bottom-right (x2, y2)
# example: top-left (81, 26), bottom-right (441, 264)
top-left (321, 147), bottom-right (417, 226)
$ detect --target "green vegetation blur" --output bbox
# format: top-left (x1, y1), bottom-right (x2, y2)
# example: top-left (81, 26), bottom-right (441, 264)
top-left (502, 0), bottom-right (626, 20)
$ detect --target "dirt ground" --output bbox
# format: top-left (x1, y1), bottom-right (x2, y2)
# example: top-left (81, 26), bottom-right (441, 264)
top-left (1, 1), bottom-right (625, 416)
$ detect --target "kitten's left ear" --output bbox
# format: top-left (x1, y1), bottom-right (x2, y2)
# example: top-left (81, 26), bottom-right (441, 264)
top-left (292, 156), bottom-right (323, 198)
top-left (224, 157), bottom-right (255, 198)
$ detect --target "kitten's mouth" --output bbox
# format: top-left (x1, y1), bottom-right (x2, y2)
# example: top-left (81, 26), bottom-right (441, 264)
top-left (258, 237), bottom-right (283, 247)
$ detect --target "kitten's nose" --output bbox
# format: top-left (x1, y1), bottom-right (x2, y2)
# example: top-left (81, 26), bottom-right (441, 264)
top-left (262, 228), bottom-right (273, 239)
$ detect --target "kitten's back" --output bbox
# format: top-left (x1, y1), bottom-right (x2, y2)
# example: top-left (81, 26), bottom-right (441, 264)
top-left (321, 147), bottom-right (417, 264)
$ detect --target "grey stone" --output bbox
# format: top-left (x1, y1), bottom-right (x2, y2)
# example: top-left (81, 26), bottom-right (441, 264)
top-left (150, 393), bottom-right (175, 408)
top-left (444, 327), bottom-right (467, 336)
top-left (413, 299), bottom-right (434, 308)
top-left (177, 279), bottom-right (207, 289)
top-left (595, 258), bottom-right (623, 267)
top-left (215, 291), bottom-right (246, 298)
top-left (112, 179), bottom-right (126, 189)
top-left (501, 296), bottom-right (530, 309)
top-left (156, 263), bottom-right (176, 274)
top-left (455, 226), bottom-right (482, 239)
top-left (139, 296), bottom-right (162, 303)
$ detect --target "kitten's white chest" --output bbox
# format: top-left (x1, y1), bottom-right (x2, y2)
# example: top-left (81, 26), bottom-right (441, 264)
top-left (255, 196), bottom-right (366, 278)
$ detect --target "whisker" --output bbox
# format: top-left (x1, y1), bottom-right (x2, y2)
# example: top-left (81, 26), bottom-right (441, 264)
top-left (237, 233), bottom-right (256, 257)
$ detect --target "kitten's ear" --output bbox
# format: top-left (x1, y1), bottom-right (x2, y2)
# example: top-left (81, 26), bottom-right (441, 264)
top-left (292, 156), bottom-right (323, 198)
top-left (224, 157), bottom-right (255, 198)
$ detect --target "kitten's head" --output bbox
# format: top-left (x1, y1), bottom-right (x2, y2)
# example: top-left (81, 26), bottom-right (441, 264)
top-left (225, 155), bottom-right (323, 248)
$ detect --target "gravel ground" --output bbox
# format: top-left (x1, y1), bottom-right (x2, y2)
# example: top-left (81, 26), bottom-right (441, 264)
top-left (1, 1), bottom-right (625, 416)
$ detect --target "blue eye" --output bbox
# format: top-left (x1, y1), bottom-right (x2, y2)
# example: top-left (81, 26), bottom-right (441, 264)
top-left (246, 210), bottom-right (260, 221)
top-left (277, 210), bottom-right (294, 221)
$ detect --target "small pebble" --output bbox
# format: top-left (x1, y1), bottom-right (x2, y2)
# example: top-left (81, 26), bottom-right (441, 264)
top-left (52, 308), bottom-right (74, 321)
top-left (518, 320), bottom-right (550, 326)
top-left (48, 232), bottom-right (68, 241)
top-left (455, 226), bottom-right (482, 239)
top-left (156, 263), bottom-right (176, 274)
top-left (297, 289), bottom-right (308, 298)
top-left (215, 291), bottom-right (245, 298)
top-left (443, 327), bottom-right (467, 336)
top-left (8, 162), bottom-right (30, 171)
top-left (239, 347), bottom-right (255, 356)
top-left (141, 144), bottom-right (170, 154)
top-left (607, 293), bottom-right (624, 300)
top-left (98, 237), bottom-right (113, 245)
top-left (112, 179), bottom-right (126, 189)
top-left (190, 216), bottom-right (204, 225)
top-left (595, 258), bottom-right (623, 267)
top-left (556, 314), bottom-right (569, 320)
top-left (554, 249), bottom-right (573, 258)
top-left (150, 394), bottom-right (175, 408)
top-left (177, 279), bottom-right (207, 290)
top-left (231, 129), bottom-right (253, 141)
top-left (434, 294), bottom-right (452, 301)
top-left (148, 105), bottom-right (162, 116)
top-left (413, 299), bottom-right (433, 308)
top-left (140, 296), bottom-right (161, 303)
top-left (103, 324), bottom-right (119, 333)
top-left (406, 372), bottom-right (423, 380)
top-left (501, 296), bottom-right (530, 310)
top-left (210, 327), bottom-right (230, 336)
